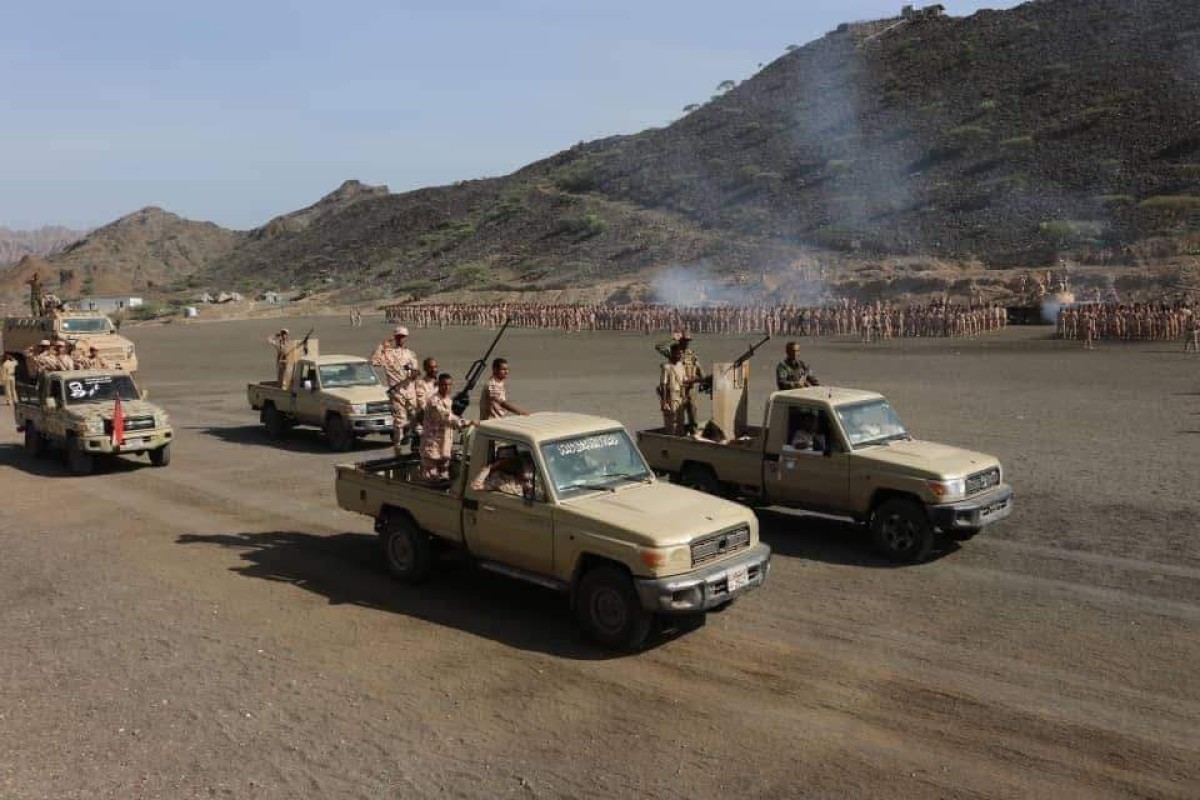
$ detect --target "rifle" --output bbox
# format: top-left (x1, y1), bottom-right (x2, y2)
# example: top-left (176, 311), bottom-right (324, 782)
top-left (696, 334), bottom-right (771, 394)
top-left (452, 318), bottom-right (510, 417)
top-left (298, 328), bottom-right (315, 356)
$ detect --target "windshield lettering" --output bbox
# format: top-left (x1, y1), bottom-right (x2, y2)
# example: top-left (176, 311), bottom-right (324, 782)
top-left (64, 375), bottom-right (139, 404)
top-left (541, 430), bottom-right (651, 497)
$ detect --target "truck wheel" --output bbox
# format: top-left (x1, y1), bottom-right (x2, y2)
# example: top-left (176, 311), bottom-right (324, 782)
top-left (870, 498), bottom-right (934, 563)
top-left (379, 513), bottom-right (432, 583)
top-left (679, 463), bottom-right (721, 496)
top-left (325, 415), bottom-right (354, 452)
top-left (149, 444), bottom-right (171, 467)
top-left (65, 437), bottom-right (94, 476)
top-left (262, 404), bottom-right (287, 440)
top-left (24, 423), bottom-right (44, 457)
top-left (576, 566), bottom-right (652, 651)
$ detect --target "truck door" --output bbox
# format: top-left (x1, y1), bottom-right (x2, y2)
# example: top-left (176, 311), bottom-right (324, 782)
top-left (462, 437), bottom-right (554, 575)
top-left (290, 361), bottom-right (317, 417)
top-left (763, 402), bottom-right (850, 510)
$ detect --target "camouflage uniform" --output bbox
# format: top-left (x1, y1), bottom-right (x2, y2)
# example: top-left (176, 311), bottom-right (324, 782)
top-left (775, 358), bottom-right (817, 390)
top-left (419, 393), bottom-right (468, 481)
top-left (371, 337), bottom-right (419, 446)
top-left (480, 376), bottom-right (507, 421)
top-left (658, 361), bottom-right (688, 436)
top-left (1, 355), bottom-right (16, 405)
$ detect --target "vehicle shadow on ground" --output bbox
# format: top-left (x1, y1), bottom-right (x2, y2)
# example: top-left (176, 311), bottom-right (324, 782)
top-left (193, 425), bottom-right (393, 455)
top-left (176, 530), bottom-right (630, 660)
top-left (0, 443), bottom-right (149, 477)
top-left (754, 508), bottom-right (960, 566)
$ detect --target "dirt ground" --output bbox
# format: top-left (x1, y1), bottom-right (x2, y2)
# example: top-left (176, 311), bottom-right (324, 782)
top-left (1, 315), bottom-right (1197, 799)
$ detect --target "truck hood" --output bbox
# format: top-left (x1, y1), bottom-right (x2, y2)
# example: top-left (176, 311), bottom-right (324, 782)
top-left (65, 400), bottom-right (165, 422)
top-left (855, 439), bottom-right (998, 479)
top-left (556, 481), bottom-right (754, 547)
top-left (328, 385), bottom-right (389, 404)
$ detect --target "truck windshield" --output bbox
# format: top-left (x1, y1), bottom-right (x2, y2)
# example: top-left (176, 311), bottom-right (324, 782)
top-left (60, 318), bottom-right (113, 334)
top-left (835, 400), bottom-right (910, 448)
top-left (540, 429), bottom-right (652, 498)
top-left (63, 374), bottom-right (139, 404)
top-left (319, 362), bottom-right (380, 388)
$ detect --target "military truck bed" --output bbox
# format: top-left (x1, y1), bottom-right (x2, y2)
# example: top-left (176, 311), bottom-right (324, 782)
top-left (637, 426), bottom-right (765, 489)
top-left (335, 454), bottom-right (467, 544)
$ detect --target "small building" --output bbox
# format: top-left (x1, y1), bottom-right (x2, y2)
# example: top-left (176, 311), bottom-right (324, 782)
top-left (75, 296), bottom-right (144, 314)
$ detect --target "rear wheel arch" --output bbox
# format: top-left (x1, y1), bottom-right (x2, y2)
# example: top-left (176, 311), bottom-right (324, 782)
top-left (678, 460), bottom-right (722, 495)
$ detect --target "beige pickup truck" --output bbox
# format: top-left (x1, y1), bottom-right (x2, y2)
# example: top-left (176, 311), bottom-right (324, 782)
top-left (247, 355), bottom-right (393, 451)
top-left (14, 369), bottom-right (173, 474)
top-left (336, 412), bottom-right (771, 650)
top-left (638, 387), bottom-right (1013, 563)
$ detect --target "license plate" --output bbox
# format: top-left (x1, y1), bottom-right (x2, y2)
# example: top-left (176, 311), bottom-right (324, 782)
top-left (121, 437), bottom-right (147, 449)
top-left (726, 566), bottom-right (750, 593)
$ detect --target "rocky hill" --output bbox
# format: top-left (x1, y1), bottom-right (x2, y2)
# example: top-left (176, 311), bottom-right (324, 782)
top-left (0, 207), bottom-right (241, 311)
top-left (13, 0), bottom-right (1200, 307)
top-left (0, 226), bottom-right (87, 265)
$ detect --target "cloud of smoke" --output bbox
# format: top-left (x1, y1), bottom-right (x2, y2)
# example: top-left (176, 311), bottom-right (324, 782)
top-left (651, 259), bottom-right (833, 307)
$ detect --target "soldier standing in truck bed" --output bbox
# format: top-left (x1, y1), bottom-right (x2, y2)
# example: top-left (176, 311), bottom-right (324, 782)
top-left (775, 341), bottom-right (819, 390)
top-left (266, 329), bottom-right (299, 383)
top-left (371, 326), bottom-right (420, 453)
top-left (654, 331), bottom-right (703, 433)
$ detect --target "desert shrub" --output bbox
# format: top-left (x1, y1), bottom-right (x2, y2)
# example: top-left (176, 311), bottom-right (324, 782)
top-left (1099, 194), bottom-right (1135, 206)
top-left (978, 99), bottom-right (998, 113)
top-left (554, 163), bottom-right (597, 193)
top-left (554, 214), bottom-right (606, 239)
top-left (946, 125), bottom-right (991, 149)
top-left (129, 302), bottom-right (168, 321)
top-left (395, 280), bottom-right (435, 300)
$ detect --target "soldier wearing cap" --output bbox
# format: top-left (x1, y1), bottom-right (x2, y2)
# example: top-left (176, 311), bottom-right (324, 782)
top-left (82, 342), bottom-right (110, 370)
top-left (654, 330), bottom-right (704, 433)
top-left (50, 340), bottom-right (74, 371)
top-left (371, 326), bottom-right (420, 453)
top-left (266, 328), bottom-right (299, 383)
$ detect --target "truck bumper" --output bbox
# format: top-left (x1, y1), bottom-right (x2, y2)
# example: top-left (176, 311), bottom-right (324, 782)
top-left (81, 429), bottom-right (172, 455)
top-left (634, 543), bottom-right (771, 614)
top-left (928, 484), bottom-right (1014, 531)
top-left (348, 414), bottom-right (393, 433)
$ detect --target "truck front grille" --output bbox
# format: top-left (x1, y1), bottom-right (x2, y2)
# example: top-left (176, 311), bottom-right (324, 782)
top-left (366, 401), bottom-right (390, 415)
top-left (691, 526), bottom-right (751, 567)
top-left (966, 467), bottom-right (1000, 496)
top-left (105, 415), bottom-right (155, 433)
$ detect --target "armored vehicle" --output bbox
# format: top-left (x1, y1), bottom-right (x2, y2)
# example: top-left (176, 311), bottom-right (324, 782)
top-left (2, 311), bottom-right (138, 373)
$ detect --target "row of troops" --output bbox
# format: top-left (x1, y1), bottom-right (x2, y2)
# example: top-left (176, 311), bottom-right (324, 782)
top-left (1056, 305), bottom-right (1200, 349)
top-left (266, 327), bottom-right (529, 482)
top-left (2, 339), bottom-right (112, 406)
top-left (385, 301), bottom-right (1008, 339)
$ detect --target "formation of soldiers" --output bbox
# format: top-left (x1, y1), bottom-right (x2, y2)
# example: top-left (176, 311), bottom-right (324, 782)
top-left (384, 300), bottom-right (1009, 339)
top-left (1056, 304), bottom-right (1199, 348)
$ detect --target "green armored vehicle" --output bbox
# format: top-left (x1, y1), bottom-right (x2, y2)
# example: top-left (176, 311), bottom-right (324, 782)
top-left (14, 369), bottom-right (173, 475)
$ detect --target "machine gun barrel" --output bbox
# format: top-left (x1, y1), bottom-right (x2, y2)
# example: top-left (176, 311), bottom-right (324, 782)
top-left (299, 328), bottom-right (315, 356)
top-left (728, 334), bottom-right (771, 371)
top-left (452, 318), bottom-right (511, 417)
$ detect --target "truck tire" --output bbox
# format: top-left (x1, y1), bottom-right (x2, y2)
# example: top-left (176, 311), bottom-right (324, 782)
top-left (576, 565), bottom-right (652, 651)
top-left (149, 444), bottom-right (171, 467)
top-left (24, 423), bottom-right (44, 457)
top-left (379, 513), bottom-right (432, 583)
top-left (262, 404), bottom-right (288, 440)
top-left (679, 463), bottom-right (721, 496)
top-left (325, 415), bottom-right (354, 452)
top-left (65, 437), bottom-right (94, 476)
top-left (870, 497), bottom-right (934, 563)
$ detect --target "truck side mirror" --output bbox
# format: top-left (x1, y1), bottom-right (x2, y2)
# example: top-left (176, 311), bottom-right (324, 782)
top-left (302, 380), bottom-right (314, 391)
top-left (140, 389), bottom-right (149, 400)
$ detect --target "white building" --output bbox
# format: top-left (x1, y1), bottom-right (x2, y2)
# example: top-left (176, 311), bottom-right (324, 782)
top-left (76, 296), bottom-right (144, 314)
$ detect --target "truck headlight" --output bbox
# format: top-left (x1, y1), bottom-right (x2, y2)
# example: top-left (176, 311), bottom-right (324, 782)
top-left (926, 478), bottom-right (966, 502)
top-left (639, 546), bottom-right (687, 571)
top-left (78, 417), bottom-right (104, 435)
top-left (346, 403), bottom-right (367, 415)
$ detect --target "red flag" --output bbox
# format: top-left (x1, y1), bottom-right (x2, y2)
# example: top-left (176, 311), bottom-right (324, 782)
top-left (111, 394), bottom-right (125, 448)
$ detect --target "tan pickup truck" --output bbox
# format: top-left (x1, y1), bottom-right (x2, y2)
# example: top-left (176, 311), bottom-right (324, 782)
top-left (336, 412), bottom-right (771, 650)
top-left (14, 369), bottom-right (173, 474)
top-left (247, 355), bottom-right (393, 451)
top-left (638, 387), bottom-right (1013, 563)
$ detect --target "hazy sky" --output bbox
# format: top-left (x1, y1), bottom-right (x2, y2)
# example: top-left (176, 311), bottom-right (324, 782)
top-left (2, 0), bottom-right (1022, 231)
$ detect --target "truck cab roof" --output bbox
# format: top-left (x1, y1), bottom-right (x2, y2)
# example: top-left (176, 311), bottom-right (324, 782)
top-left (771, 387), bottom-right (885, 406)
top-left (478, 412), bottom-right (624, 443)
top-left (307, 354), bottom-right (369, 366)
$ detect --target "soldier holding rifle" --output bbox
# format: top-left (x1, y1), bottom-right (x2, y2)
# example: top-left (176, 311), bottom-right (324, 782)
top-left (371, 326), bottom-right (420, 454)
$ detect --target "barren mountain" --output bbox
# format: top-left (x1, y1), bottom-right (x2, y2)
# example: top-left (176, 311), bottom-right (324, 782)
top-left (0, 207), bottom-right (241, 311)
top-left (0, 225), bottom-right (87, 265)
top-left (15, 0), bottom-right (1200, 307)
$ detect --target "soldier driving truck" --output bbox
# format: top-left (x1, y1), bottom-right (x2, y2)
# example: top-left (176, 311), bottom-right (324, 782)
top-left (336, 412), bottom-right (770, 651)
top-left (638, 346), bottom-right (1013, 563)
